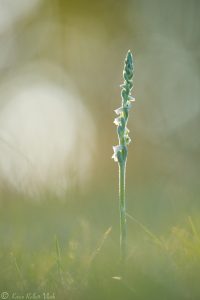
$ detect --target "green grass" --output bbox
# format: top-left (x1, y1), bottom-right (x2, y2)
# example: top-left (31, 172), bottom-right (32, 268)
top-left (1, 190), bottom-right (200, 300)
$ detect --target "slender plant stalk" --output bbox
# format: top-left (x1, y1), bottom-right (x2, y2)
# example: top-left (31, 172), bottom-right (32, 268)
top-left (112, 50), bottom-right (135, 261)
top-left (119, 161), bottom-right (126, 260)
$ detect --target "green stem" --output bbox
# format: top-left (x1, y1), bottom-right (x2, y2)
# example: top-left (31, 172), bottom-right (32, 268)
top-left (119, 161), bottom-right (127, 261)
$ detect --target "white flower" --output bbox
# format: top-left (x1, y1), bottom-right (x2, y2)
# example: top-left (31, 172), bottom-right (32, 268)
top-left (114, 107), bottom-right (124, 115)
top-left (113, 116), bottom-right (121, 126)
top-left (112, 145), bottom-right (123, 162)
top-left (128, 96), bottom-right (135, 102)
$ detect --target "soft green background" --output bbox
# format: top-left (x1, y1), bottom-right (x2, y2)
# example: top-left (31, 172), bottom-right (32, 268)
top-left (0, 0), bottom-right (200, 299)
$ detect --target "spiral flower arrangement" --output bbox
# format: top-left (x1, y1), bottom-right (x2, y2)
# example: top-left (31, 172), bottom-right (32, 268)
top-left (112, 50), bottom-right (135, 261)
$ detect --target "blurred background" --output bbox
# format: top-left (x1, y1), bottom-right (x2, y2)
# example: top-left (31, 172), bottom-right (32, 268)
top-left (0, 0), bottom-right (200, 299)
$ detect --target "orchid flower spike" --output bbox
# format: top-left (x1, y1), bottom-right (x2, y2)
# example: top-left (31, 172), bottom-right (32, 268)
top-left (112, 50), bottom-right (135, 262)
top-left (112, 50), bottom-right (135, 164)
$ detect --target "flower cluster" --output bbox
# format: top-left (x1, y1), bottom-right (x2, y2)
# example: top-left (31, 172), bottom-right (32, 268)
top-left (112, 50), bottom-right (135, 164)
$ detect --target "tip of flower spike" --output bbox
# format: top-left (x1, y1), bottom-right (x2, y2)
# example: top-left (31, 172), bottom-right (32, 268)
top-left (123, 50), bottom-right (134, 82)
top-left (126, 50), bottom-right (133, 66)
top-left (127, 49), bottom-right (132, 57)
